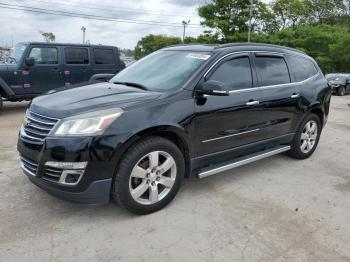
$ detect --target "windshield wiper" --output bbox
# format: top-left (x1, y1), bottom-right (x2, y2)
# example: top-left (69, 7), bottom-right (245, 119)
top-left (112, 81), bottom-right (149, 91)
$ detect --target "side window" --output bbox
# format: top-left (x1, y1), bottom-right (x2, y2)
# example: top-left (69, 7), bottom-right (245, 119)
top-left (29, 47), bottom-right (58, 64)
top-left (208, 57), bottom-right (253, 90)
top-left (255, 56), bottom-right (290, 86)
top-left (65, 48), bottom-right (89, 64)
top-left (288, 55), bottom-right (318, 82)
top-left (94, 49), bottom-right (114, 64)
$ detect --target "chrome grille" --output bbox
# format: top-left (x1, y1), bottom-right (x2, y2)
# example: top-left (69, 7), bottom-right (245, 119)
top-left (21, 111), bottom-right (59, 144)
top-left (20, 156), bottom-right (38, 176)
top-left (43, 167), bottom-right (62, 182)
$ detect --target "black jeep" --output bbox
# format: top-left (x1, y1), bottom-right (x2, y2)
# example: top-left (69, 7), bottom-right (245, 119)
top-left (0, 42), bottom-right (125, 110)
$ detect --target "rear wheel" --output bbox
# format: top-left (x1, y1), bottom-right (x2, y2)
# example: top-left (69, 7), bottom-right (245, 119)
top-left (289, 113), bottom-right (321, 159)
top-left (112, 136), bottom-right (185, 215)
top-left (337, 86), bottom-right (346, 96)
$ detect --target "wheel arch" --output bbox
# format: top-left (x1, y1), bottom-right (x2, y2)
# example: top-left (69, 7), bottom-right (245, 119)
top-left (309, 107), bottom-right (324, 127)
top-left (0, 77), bottom-right (15, 98)
top-left (112, 125), bottom-right (192, 178)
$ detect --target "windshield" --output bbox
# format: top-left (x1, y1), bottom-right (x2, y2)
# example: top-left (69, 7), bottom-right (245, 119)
top-left (9, 43), bottom-right (28, 63)
top-left (110, 50), bottom-right (211, 92)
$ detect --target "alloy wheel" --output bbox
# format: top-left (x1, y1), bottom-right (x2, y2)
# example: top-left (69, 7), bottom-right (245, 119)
top-left (129, 151), bottom-right (177, 205)
top-left (300, 120), bottom-right (318, 154)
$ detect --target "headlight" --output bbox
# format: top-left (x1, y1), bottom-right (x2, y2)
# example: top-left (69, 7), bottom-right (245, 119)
top-left (52, 108), bottom-right (123, 136)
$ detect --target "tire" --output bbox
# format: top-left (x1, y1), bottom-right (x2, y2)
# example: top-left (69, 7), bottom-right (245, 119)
top-left (112, 136), bottom-right (185, 215)
top-left (0, 94), bottom-right (3, 111)
top-left (289, 113), bottom-right (322, 160)
top-left (337, 86), bottom-right (346, 96)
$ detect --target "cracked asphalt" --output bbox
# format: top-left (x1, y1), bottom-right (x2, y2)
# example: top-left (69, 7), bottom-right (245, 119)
top-left (1, 96), bottom-right (350, 262)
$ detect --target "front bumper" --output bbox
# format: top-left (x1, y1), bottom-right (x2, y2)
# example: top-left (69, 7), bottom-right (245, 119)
top-left (17, 134), bottom-right (121, 205)
top-left (27, 173), bottom-right (112, 205)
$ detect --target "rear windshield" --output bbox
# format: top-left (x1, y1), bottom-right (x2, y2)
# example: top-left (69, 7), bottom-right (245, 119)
top-left (326, 75), bottom-right (347, 81)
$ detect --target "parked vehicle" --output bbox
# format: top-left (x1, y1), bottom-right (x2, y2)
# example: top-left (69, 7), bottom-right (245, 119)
top-left (325, 73), bottom-right (350, 96)
top-left (17, 43), bottom-right (331, 214)
top-left (0, 42), bottom-right (125, 110)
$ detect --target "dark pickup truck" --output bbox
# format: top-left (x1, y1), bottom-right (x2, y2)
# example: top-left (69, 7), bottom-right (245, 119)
top-left (0, 42), bottom-right (125, 110)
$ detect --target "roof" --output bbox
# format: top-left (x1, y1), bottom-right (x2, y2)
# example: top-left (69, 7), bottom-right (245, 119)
top-left (163, 42), bottom-right (306, 56)
top-left (17, 42), bottom-right (118, 49)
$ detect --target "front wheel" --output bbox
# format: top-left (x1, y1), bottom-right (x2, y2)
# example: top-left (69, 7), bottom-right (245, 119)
top-left (289, 113), bottom-right (322, 160)
top-left (112, 136), bottom-right (185, 215)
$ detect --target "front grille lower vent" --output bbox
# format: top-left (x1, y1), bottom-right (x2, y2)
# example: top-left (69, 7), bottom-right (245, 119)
top-left (20, 155), bottom-right (38, 176)
top-left (43, 167), bottom-right (63, 182)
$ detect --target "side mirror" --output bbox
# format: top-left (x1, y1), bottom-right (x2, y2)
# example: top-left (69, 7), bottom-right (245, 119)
top-left (25, 57), bottom-right (35, 67)
top-left (196, 80), bottom-right (229, 97)
top-left (89, 74), bottom-right (115, 83)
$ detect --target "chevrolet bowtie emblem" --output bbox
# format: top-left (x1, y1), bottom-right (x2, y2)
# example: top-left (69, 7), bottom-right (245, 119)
top-left (23, 116), bottom-right (29, 126)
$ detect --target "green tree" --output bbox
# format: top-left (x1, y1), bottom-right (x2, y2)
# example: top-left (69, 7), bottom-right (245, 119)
top-left (271, 0), bottom-right (310, 29)
top-left (134, 34), bottom-right (182, 59)
top-left (305, 0), bottom-right (346, 23)
top-left (198, 0), bottom-right (277, 41)
top-left (39, 31), bottom-right (56, 42)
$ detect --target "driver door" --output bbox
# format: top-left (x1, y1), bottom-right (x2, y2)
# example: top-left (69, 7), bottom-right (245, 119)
top-left (23, 46), bottom-right (64, 94)
top-left (193, 53), bottom-right (264, 159)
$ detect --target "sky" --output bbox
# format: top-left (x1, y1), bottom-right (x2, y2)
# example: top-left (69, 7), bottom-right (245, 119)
top-left (0, 0), bottom-right (208, 49)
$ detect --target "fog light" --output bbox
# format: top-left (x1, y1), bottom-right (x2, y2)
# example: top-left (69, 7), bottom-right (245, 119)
top-left (59, 170), bottom-right (85, 185)
top-left (45, 161), bottom-right (87, 170)
top-left (45, 161), bottom-right (87, 186)
top-left (65, 173), bottom-right (81, 183)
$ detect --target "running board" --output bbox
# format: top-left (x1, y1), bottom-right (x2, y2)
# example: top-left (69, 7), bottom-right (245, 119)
top-left (197, 146), bottom-right (291, 179)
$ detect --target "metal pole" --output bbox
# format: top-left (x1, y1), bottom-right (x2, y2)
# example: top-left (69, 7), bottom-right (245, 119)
top-left (248, 0), bottom-right (253, 42)
top-left (81, 26), bottom-right (86, 44)
top-left (182, 20), bottom-right (190, 43)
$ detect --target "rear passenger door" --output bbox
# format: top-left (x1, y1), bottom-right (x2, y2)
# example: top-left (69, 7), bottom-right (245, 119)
top-left (63, 47), bottom-right (91, 87)
top-left (91, 48), bottom-right (118, 77)
top-left (252, 53), bottom-right (301, 140)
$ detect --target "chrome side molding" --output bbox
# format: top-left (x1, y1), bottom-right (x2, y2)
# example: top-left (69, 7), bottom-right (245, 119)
top-left (197, 146), bottom-right (291, 179)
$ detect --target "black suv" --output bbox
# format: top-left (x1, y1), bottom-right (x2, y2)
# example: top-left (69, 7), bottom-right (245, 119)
top-left (17, 43), bottom-right (331, 214)
top-left (0, 42), bottom-right (125, 110)
top-left (325, 73), bottom-right (350, 96)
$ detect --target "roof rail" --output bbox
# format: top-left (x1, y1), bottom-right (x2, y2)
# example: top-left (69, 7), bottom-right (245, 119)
top-left (214, 42), bottom-right (306, 54)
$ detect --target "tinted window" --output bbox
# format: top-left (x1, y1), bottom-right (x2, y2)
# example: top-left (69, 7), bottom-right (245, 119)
top-left (208, 57), bottom-right (253, 90)
top-left (288, 56), bottom-right (318, 82)
top-left (255, 56), bottom-right (290, 86)
top-left (65, 48), bottom-right (89, 64)
top-left (29, 47), bottom-right (58, 64)
top-left (94, 49), bottom-right (114, 64)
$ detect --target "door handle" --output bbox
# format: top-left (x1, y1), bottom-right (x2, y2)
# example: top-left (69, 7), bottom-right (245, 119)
top-left (246, 100), bottom-right (260, 106)
top-left (291, 93), bottom-right (300, 99)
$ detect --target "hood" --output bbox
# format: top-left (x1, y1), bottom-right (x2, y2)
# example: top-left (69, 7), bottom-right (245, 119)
top-left (0, 63), bottom-right (18, 72)
top-left (0, 64), bottom-right (8, 71)
top-left (30, 82), bottom-right (162, 118)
